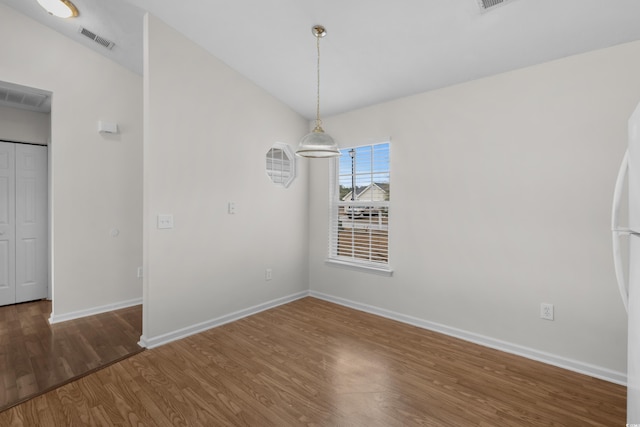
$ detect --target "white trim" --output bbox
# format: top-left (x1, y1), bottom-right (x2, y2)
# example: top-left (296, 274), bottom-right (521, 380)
top-left (49, 297), bottom-right (142, 324)
top-left (325, 258), bottom-right (393, 276)
top-left (138, 291), bottom-right (308, 349)
top-left (308, 290), bottom-right (627, 386)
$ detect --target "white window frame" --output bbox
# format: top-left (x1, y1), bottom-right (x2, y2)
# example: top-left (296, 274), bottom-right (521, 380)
top-left (266, 142), bottom-right (296, 188)
top-left (326, 141), bottom-right (392, 276)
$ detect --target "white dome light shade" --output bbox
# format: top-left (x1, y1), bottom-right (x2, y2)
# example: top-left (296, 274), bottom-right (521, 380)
top-left (37, 0), bottom-right (79, 18)
top-left (296, 126), bottom-right (340, 158)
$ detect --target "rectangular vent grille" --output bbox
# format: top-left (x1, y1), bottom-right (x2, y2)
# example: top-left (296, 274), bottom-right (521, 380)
top-left (480, 0), bottom-right (505, 8)
top-left (477, 0), bottom-right (518, 10)
top-left (0, 87), bottom-right (47, 109)
top-left (78, 27), bottom-right (115, 50)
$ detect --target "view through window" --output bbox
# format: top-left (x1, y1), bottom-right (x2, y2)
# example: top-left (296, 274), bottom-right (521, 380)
top-left (329, 142), bottom-right (390, 268)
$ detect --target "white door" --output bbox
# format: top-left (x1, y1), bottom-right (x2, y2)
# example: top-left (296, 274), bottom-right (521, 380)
top-left (0, 142), bottom-right (48, 306)
top-left (15, 144), bottom-right (47, 303)
top-left (0, 142), bottom-right (16, 306)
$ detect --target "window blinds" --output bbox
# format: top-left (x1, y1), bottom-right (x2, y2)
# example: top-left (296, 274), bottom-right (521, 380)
top-left (329, 142), bottom-right (390, 269)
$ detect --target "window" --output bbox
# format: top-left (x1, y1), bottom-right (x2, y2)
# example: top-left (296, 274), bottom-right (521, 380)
top-left (265, 142), bottom-right (296, 188)
top-left (328, 142), bottom-right (391, 274)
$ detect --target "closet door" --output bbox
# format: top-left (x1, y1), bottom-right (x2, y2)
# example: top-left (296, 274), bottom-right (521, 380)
top-left (0, 142), bottom-right (16, 306)
top-left (15, 144), bottom-right (47, 303)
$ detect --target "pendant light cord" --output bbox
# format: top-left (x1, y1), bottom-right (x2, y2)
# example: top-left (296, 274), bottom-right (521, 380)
top-left (315, 33), bottom-right (322, 130)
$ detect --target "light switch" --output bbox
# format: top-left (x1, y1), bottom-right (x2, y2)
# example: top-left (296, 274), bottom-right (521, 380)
top-left (228, 202), bottom-right (237, 215)
top-left (157, 214), bottom-right (174, 229)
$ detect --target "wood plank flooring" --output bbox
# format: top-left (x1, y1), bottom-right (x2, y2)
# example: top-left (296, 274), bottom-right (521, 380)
top-left (0, 300), bottom-right (143, 412)
top-left (0, 297), bottom-right (626, 425)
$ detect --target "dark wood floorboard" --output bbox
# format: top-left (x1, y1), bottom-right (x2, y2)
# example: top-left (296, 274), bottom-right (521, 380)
top-left (0, 300), bottom-right (143, 412)
top-left (0, 297), bottom-right (626, 425)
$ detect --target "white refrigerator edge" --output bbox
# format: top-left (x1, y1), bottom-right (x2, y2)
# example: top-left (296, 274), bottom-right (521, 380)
top-left (612, 100), bottom-right (640, 424)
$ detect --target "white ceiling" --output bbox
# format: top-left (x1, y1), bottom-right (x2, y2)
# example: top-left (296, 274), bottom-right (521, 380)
top-left (3, 0), bottom-right (640, 119)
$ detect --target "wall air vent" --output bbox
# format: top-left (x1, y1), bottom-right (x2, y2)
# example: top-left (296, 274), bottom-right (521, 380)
top-left (0, 82), bottom-right (51, 113)
top-left (477, 0), bottom-right (517, 11)
top-left (78, 27), bottom-right (115, 50)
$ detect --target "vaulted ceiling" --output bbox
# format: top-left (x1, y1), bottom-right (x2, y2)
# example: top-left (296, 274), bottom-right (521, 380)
top-left (3, 0), bottom-right (640, 119)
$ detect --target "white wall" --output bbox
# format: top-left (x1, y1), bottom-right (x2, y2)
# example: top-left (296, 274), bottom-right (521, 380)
top-left (309, 40), bottom-right (640, 377)
top-left (0, 105), bottom-right (50, 145)
top-left (3, 0), bottom-right (634, 381)
top-left (142, 15), bottom-right (309, 342)
top-left (0, 4), bottom-right (143, 317)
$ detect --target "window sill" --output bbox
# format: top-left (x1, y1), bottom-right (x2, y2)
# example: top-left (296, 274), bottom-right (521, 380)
top-left (325, 259), bottom-right (393, 277)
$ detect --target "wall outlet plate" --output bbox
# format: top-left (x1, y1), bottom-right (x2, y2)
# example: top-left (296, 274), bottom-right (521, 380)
top-left (540, 303), bottom-right (554, 320)
top-left (157, 214), bottom-right (174, 229)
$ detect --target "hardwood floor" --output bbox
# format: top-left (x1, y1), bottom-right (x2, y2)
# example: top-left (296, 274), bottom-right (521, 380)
top-left (0, 297), bottom-right (626, 425)
top-left (0, 300), bottom-right (143, 412)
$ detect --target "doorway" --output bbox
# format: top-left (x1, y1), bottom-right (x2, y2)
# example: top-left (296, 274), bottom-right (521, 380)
top-left (0, 80), bottom-right (51, 307)
top-left (0, 141), bottom-right (48, 306)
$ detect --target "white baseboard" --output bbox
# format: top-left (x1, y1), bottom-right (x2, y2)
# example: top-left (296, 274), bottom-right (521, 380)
top-left (309, 290), bottom-right (627, 386)
top-left (138, 291), bottom-right (309, 349)
top-left (49, 297), bottom-right (142, 324)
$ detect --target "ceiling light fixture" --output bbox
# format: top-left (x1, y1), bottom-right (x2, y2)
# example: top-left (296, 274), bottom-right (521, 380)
top-left (37, 0), bottom-right (79, 18)
top-left (295, 25), bottom-right (340, 158)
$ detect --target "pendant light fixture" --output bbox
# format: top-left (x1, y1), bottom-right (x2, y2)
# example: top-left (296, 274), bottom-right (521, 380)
top-left (36, 0), bottom-right (79, 18)
top-left (295, 25), bottom-right (341, 158)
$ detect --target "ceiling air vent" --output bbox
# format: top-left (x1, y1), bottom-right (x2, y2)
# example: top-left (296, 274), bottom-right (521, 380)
top-left (78, 27), bottom-right (115, 50)
top-left (0, 82), bottom-right (51, 113)
top-left (0, 87), bottom-right (47, 108)
top-left (477, 0), bottom-right (517, 11)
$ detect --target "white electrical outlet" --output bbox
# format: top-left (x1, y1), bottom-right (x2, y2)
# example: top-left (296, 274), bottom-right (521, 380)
top-left (157, 214), bottom-right (174, 229)
top-left (137, 266), bottom-right (143, 278)
top-left (540, 303), bottom-right (554, 320)
top-left (265, 268), bottom-right (272, 281)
